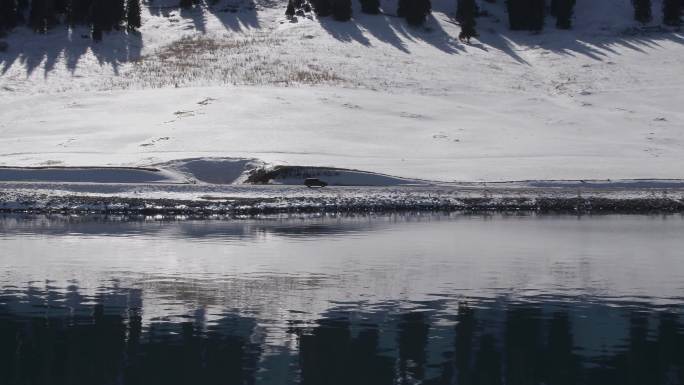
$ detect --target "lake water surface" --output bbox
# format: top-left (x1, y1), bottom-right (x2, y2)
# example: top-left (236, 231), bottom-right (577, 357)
top-left (1, 213), bottom-right (683, 385)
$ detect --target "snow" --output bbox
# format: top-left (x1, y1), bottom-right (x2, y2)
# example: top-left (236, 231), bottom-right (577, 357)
top-left (1, 0), bottom-right (683, 186)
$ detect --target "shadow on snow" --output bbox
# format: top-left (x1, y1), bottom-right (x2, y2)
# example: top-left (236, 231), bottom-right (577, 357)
top-left (0, 26), bottom-right (142, 77)
top-left (0, 0), bottom-right (260, 77)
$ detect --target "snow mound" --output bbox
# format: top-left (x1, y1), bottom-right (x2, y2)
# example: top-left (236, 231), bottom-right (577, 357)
top-left (0, 159), bottom-right (430, 186)
top-left (157, 157), bottom-right (265, 184)
top-left (248, 166), bottom-right (431, 186)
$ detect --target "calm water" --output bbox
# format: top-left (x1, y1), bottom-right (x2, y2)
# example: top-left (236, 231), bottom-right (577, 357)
top-left (1, 213), bottom-right (683, 385)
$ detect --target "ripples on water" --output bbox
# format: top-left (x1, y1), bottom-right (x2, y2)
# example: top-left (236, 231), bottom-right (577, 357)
top-left (1, 213), bottom-right (683, 385)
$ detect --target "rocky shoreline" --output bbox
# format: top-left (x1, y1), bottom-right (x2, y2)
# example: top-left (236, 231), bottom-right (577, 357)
top-left (3, 186), bottom-right (684, 215)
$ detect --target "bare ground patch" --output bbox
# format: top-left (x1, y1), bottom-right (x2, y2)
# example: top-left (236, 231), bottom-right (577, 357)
top-left (110, 34), bottom-right (345, 88)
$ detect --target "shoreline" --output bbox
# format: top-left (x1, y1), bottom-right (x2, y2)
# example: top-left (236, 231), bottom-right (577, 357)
top-left (3, 183), bottom-right (684, 215)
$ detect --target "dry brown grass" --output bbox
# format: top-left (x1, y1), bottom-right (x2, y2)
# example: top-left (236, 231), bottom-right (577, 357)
top-left (112, 34), bottom-right (346, 89)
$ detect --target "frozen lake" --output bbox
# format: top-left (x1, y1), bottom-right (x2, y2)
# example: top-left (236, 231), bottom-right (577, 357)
top-left (1, 213), bottom-right (683, 384)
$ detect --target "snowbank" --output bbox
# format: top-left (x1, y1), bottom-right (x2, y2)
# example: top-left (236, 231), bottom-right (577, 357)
top-left (0, 158), bottom-right (429, 186)
top-left (249, 165), bottom-right (431, 185)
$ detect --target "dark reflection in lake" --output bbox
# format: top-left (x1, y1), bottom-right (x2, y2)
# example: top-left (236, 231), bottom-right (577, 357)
top-left (1, 214), bottom-right (684, 385)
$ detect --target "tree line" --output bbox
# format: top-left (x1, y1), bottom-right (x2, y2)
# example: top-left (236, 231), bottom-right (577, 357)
top-left (0, 0), bottom-right (142, 41)
top-left (2, 0), bottom-right (683, 42)
top-left (285, 0), bottom-right (683, 42)
top-left (635, 0), bottom-right (684, 25)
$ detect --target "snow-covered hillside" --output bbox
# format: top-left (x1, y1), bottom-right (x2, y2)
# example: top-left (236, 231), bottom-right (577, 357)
top-left (0, 0), bottom-right (683, 184)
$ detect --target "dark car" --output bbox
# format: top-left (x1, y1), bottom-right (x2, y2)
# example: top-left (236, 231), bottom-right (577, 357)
top-left (304, 178), bottom-right (328, 188)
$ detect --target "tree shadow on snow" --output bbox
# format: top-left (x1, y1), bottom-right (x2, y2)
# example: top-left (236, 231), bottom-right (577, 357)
top-left (329, 0), bottom-right (674, 58)
top-left (464, 0), bottom-right (684, 64)
top-left (318, 13), bottom-right (463, 54)
top-left (0, 0), bottom-right (261, 78)
top-left (0, 26), bottom-right (142, 78)
top-left (338, 0), bottom-right (464, 54)
top-left (324, 0), bottom-right (684, 63)
top-left (211, 0), bottom-right (261, 32)
top-left (354, 12), bottom-right (410, 52)
top-left (390, 12), bottom-right (464, 54)
top-left (162, 0), bottom-right (261, 32)
top-left (3, 0), bottom-right (684, 78)
top-left (180, 5), bottom-right (209, 33)
top-left (475, 23), bottom-right (684, 64)
top-left (318, 17), bottom-right (372, 46)
top-left (149, 0), bottom-right (260, 33)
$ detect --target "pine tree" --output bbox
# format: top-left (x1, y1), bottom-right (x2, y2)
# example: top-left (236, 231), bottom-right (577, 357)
top-left (457, 0), bottom-right (477, 42)
top-left (30, 0), bottom-right (47, 32)
top-left (417, 0), bottom-right (432, 26)
top-left (92, 23), bottom-right (102, 41)
top-left (550, 0), bottom-right (558, 17)
top-left (507, 0), bottom-right (544, 31)
top-left (359, 0), bottom-right (380, 14)
top-left (331, 0), bottom-right (352, 20)
top-left (632, 0), bottom-right (652, 23)
top-left (529, 0), bottom-right (544, 30)
top-left (311, 0), bottom-right (332, 16)
top-left (398, 0), bottom-right (431, 26)
top-left (397, 0), bottom-right (407, 17)
top-left (456, 0), bottom-right (478, 20)
top-left (68, 0), bottom-right (80, 25)
top-left (506, 0), bottom-right (524, 30)
top-left (285, 0), bottom-right (295, 16)
top-left (662, 0), bottom-right (682, 26)
top-left (101, 0), bottom-right (113, 30)
top-left (16, 0), bottom-right (28, 23)
top-left (43, 0), bottom-right (57, 29)
top-left (91, 0), bottom-right (106, 40)
top-left (126, 0), bottom-right (141, 30)
top-left (54, 0), bottom-right (67, 13)
top-left (553, 0), bottom-right (575, 29)
top-left (70, 0), bottom-right (93, 25)
top-left (0, 0), bottom-right (18, 31)
top-left (113, 0), bottom-right (125, 29)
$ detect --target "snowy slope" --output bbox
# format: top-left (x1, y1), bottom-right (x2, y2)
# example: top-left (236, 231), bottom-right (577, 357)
top-left (0, 0), bottom-right (683, 184)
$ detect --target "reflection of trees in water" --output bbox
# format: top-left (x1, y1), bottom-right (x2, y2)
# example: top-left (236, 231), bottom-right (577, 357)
top-left (452, 302), bottom-right (504, 385)
top-left (0, 286), bottom-right (261, 385)
top-left (544, 312), bottom-right (580, 385)
top-left (397, 311), bottom-right (430, 384)
top-left (505, 305), bottom-right (544, 385)
top-left (1, 284), bottom-right (684, 385)
top-left (583, 310), bottom-right (684, 385)
top-left (298, 316), bottom-right (394, 385)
